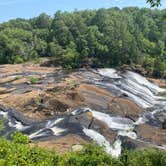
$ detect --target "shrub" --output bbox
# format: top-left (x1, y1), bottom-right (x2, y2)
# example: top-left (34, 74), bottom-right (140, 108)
top-left (120, 149), bottom-right (166, 166)
top-left (0, 134), bottom-right (166, 166)
top-left (13, 55), bottom-right (25, 64)
top-left (12, 132), bottom-right (29, 144)
top-left (0, 119), bottom-right (5, 131)
top-left (0, 134), bottom-right (59, 166)
top-left (28, 77), bottom-right (40, 84)
top-left (59, 144), bottom-right (122, 166)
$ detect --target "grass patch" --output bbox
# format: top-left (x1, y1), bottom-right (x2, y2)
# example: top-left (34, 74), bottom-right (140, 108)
top-left (15, 76), bottom-right (22, 80)
top-left (28, 77), bottom-right (40, 84)
top-left (0, 119), bottom-right (5, 131)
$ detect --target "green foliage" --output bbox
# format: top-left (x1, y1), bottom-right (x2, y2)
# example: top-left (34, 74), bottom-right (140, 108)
top-left (28, 77), bottom-right (40, 84)
top-left (0, 135), bottom-right (166, 166)
top-left (0, 119), bottom-right (5, 131)
top-left (62, 43), bottom-right (81, 69)
top-left (60, 144), bottom-right (112, 166)
top-left (29, 50), bottom-right (39, 61)
top-left (123, 148), bottom-right (166, 166)
top-left (153, 57), bottom-right (166, 78)
top-left (0, 7), bottom-right (166, 77)
top-left (13, 55), bottom-right (25, 64)
top-left (0, 135), bottom-right (59, 166)
top-left (147, 0), bottom-right (161, 7)
top-left (12, 132), bottom-right (30, 144)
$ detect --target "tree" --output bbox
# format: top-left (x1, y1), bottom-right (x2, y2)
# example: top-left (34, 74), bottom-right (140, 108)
top-left (147, 0), bottom-right (161, 7)
top-left (0, 7), bottom-right (165, 77)
top-left (30, 13), bottom-right (51, 29)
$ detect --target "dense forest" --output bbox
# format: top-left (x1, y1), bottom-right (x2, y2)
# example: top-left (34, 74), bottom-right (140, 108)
top-left (0, 7), bottom-right (166, 77)
top-left (0, 132), bottom-right (165, 166)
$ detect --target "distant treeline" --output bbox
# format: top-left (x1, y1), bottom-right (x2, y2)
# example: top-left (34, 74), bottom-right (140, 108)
top-left (0, 7), bottom-right (166, 77)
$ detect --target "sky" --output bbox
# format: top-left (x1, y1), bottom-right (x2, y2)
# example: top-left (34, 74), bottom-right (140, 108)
top-left (0, 0), bottom-right (166, 23)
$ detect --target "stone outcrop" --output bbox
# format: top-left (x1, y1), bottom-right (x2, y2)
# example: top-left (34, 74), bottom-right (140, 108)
top-left (0, 64), bottom-right (165, 153)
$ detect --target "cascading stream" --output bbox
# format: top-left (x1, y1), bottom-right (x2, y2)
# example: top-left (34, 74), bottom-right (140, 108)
top-left (0, 68), bottom-right (166, 158)
top-left (95, 69), bottom-right (166, 125)
top-left (78, 69), bottom-right (166, 156)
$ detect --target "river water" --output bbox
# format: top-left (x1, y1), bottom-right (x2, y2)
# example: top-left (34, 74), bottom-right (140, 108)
top-left (0, 68), bottom-right (166, 157)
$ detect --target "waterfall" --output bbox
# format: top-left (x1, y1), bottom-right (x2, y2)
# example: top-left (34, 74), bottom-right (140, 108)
top-left (0, 68), bottom-right (166, 158)
top-left (83, 128), bottom-right (122, 158)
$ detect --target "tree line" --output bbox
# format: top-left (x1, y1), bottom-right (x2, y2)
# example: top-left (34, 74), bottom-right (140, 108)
top-left (0, 7), bottom-right (166, 77)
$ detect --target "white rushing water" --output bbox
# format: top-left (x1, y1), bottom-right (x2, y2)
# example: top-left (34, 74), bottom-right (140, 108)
top-left (72, 109), bottom-right (135, 131)
top-left (94, 68), bottom-right (166, 109)
top-left (118, 130), bottom-right (137, 140)
top-left (0, 110), bottom-right (29, 131)
top-left (124, 71), bottom-right (166, 94)
top-left (1, 68), bottom-right (166, 158)
top-left (98, 68), bottom-right (121, 79)
top-left (134, 117), bottom-right (148, 125)
top-left (29, 129), bottom-right (46, 139)
top-left (71, 107), bottom-right (90, 115)
top-left (73, 108), bottom-right (136, 157)
top-left (73, 69), bottom-right (166, 157)
top-left (46, 118), bottom-right (64, 128)
top-left (8, 120), bottom-right (28, 131)
top-left (83, 128), bottom-right (121, 158)
top-left (0, 110), bottom-right (8, 118)
top-left (93, 80), bottom-right (153, 108)
top-left (91, 110), bottom-right (134, 131)
top-left (29, 118), bottom-right (66, 139)
top-left (46, 118), bottom-right (66, 136)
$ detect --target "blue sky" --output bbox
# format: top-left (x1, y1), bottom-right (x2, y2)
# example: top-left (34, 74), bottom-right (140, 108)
top-left (0, 0), bottom-right (166, 23)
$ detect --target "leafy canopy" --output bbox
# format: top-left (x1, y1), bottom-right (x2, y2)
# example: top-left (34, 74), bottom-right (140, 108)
top-left (147, 0), bottom-right (161, 7)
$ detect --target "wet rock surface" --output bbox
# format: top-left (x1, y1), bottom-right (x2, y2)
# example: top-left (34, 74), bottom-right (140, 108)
top-left (136, 124), bottom-right (166, 145)
top-left (0, 65), bottom-right (166, 155)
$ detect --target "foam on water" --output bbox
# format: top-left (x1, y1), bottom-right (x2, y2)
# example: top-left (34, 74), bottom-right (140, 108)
top-left (135, 107), bottom-right (166, 126)
top-left (29, 129), bottom-right (46, 139)
top-left (117, 89), bottom-right (152, 108)
top-left (125, 71), bottom-right (166, 94)
top-left (46, 118), bottom-right (66, 136)
top-left (8, 120), bottom-right (28, 131)
top-left (83, 128), bottom-right (111, 150)
top-left (71, 108), bottom-right (90, 115)
top-left (0, 110), bottom-right (30, 131)
top-left (29, 126), bottom-right (66, 139)
top-left (29, 118), bottom-right (65, 139)
top-left (94, 79), bottom-right (154, 108)
top-left (95, 69), bottom-right (166, 109)
top-left (0, 111), bottom-right (8, 118)
top-left (83, 128), bottom-right (121, 158)
top-left (51, 126), bottom-right (66, 136)
top-left (46, 118), bottom-right (64, 128)
top-left (98, 68), bottom-right (121, 79)
top-left (118, 131), bottom-right (137, 139)
top-left (110, 139), bottom-right (122, 158)
top-left (91, 110), bottom-right (134, 131)
top-left (134, 117), bottom-right (148, 125)
top-left (114, 79), bottom-right (162, 108)
top-left (72, 108), bottom-right (137, 157)
top-left (121, 79), bottom-right (156, 104)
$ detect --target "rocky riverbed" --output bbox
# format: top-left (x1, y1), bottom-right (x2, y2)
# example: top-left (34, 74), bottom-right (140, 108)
top-left (0, 64), bottom-right (166, 157)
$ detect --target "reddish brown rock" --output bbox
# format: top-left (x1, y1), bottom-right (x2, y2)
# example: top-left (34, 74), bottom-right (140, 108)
top-left (136, 124), bottom-right (166, 145)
